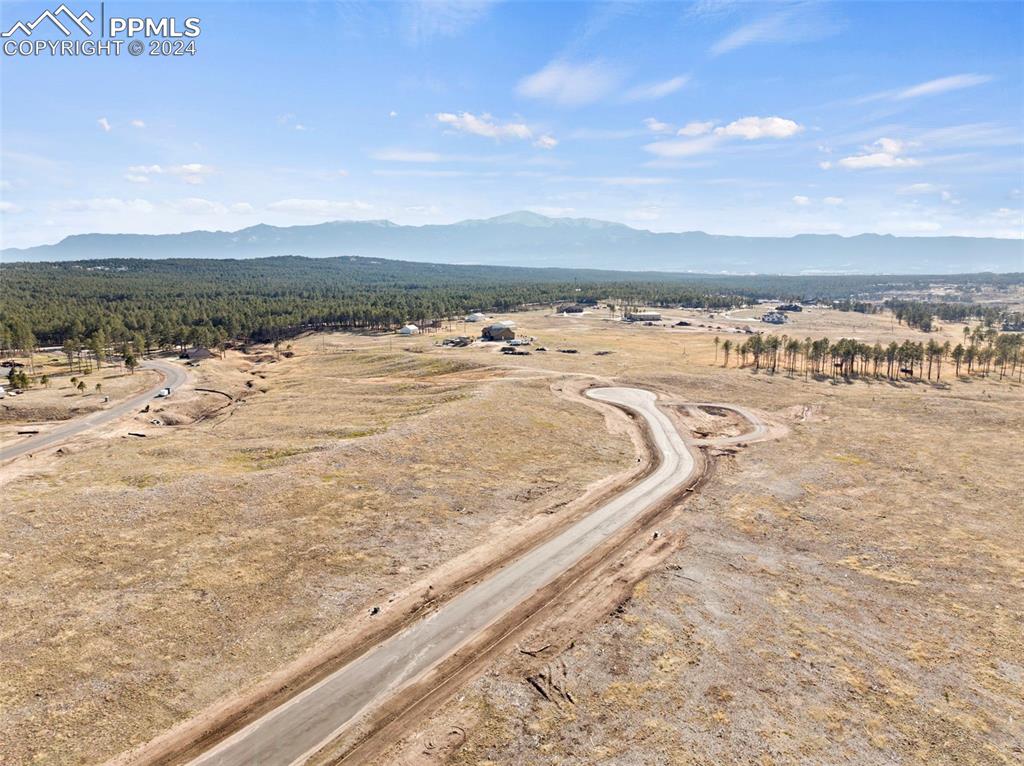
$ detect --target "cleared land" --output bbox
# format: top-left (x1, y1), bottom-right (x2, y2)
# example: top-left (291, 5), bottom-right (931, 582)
top-left (1, 306), bottom-right (1021, 765)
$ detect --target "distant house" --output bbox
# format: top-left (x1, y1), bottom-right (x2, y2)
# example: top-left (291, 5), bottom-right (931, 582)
top-left (180, 347), bottom-right (215, 361)
top-left (775, 303), bottom-right (803, 312)
top-left (482, 320), bottom-right (516, 341)
top-left (626, 310), bottom-right (662, 322)
top-left (398, 324), bottom-right (419, 335)
top-left (761, 311), bottom-right (788, 325)
top-left (465, 312), bottom-right (487, 323)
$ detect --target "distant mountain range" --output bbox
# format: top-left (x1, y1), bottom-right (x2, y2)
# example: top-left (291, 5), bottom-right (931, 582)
top-left (3, 211), bottom-right (1021, 274)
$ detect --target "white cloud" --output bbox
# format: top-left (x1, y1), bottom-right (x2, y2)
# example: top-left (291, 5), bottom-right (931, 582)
top-left (230, 202), bottom-right (255, 214)
top-left (624, 75), bottom-right (690, 101)
top-left (677, 120), bottom-right (715, 137)
top-left (58, 198), bottom-right (154, 214)
top-left (277, 113), bottom-right (309, 131)
top-left (645, 115), bottom-right (801, 158)
top-left (266, 198), bottom-right (373, 216)
top-left (818, 161), bottom-right (832, 170)
top-left (899, 183), bottom-right (944, 194)
top-left (876, 137), bottom-right (908, 154)
top-left (171, 198), bottom-right (228, 215)
top-left (643, 117), bottom-right (673, 134)
top-left (896, 73), bottom-right (992, 100)
top-left (823, 196), bottom-right (844, 205)
top-left (836, 137), bottom-right (920, 170)
top-left (714, 116), bottom-right (803, 139)
top-left (130, 119), bottom-right (145, 128)
top-left (0, 201), bottom-right (24, 214)
top-left (125, 163), bottom-right (214, 184)
top-left (533, 134), bottom-right (558, 150)
top-left (389, 110), bottom-right (398, 118)
top-left (436, 112), bottom-right (533, 140)
top-left (98, 117), bottom-right (112, 133)
top-left (839, 153), bottom-right (918, 170)
top-left (372, 149), bottom-right (444, 162)
top-left (516, 60), bottom-right (621, 106)
top-left (792, 195), bottom-right (810, 206)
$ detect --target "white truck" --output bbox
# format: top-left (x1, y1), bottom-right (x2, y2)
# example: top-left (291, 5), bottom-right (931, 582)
top-left (156, 387), bottom-right (172, 398)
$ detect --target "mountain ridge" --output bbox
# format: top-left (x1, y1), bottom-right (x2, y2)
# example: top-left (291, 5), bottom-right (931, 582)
top-left (3, 211), bottom-right (1021, 274)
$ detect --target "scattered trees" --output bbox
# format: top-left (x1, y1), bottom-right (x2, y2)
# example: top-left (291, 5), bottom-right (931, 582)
top-left (722, 330), bottom-right (1022, 383)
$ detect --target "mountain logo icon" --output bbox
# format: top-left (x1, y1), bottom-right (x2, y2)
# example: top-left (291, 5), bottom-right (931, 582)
top-left (2, 4), bottom-right (94, 37)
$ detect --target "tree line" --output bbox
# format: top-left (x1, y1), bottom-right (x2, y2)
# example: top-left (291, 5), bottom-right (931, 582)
top-left (1, 256), bottom-right (757, 369)
top-left (715, 326), bottom-right (1023, 382)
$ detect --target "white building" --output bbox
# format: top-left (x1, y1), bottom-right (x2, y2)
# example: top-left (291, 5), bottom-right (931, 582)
top-left (398, 324), bottom-right (420, 335)
top-left (465, 312), bottom-right (487, 322)
top-left (626, 310), bottom-right (662, 322)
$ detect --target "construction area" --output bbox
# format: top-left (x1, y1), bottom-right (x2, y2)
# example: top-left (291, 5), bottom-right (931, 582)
top-left (0, 304), bottom-right (1021, 766)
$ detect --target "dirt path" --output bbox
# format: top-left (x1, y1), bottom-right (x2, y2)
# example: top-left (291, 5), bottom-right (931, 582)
top-left (106, 385), bottom-right (779, 766)
top-left (0, 359), bottom-right (188, 463)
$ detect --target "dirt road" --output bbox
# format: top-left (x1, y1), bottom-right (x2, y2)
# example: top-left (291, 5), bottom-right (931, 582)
top-left (185, 387), bottom-right (700, 765)
top-left (0, 359), bottom-right (188, 462)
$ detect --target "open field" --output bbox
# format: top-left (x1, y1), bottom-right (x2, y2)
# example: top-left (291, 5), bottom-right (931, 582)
top-left (1, 306), bottom-right (1021, 765)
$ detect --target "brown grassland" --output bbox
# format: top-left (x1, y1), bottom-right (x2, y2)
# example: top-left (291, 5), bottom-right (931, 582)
top-left (1, 305), bottom-right (1021, 765)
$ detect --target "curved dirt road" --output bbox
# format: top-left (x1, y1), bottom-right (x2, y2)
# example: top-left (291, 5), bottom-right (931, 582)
top-left (186, 387), bottom-right (698, 766)
top-left (0, 359), bottom-right (188, 463)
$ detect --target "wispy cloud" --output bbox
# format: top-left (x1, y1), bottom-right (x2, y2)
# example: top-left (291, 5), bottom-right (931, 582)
top-left (897, 73), bottom-right (992, 100)
top-left (97, 117), bottom-right (111, 132)
top-left (643, 117), bottom-right (673, 134)
top-left (711, 4), bottom-right (840, 56)
top-left (130, 119), bottom-right (145, 128)
top-left (266, 199), bottom-right (373, 216)
top-left (856, 73), bottom-right (993, 103)
top-left (435, 111), bottom-right (556, 148)
top-left (678, 120), bottom-right (715, 137)
top-left (624, 74), bottom-right (691, 101)
top-left (371, 149), bottom-right (445, 163)
top-left (550, 175), bottom-right (674, 187)
top-left (517, 59), bottom-right (622, 106)
top-left (401, 0), bottom-right (495, 43)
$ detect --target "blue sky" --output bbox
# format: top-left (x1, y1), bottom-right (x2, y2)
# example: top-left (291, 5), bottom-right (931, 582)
top-left (1, 0), bottom-right (1022, 249)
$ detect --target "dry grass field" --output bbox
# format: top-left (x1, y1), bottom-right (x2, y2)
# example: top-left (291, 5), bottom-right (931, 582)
top-left (1, 306), bottom-right (1021, 765)
top-left (378, 310), bottom-right (1024, 766)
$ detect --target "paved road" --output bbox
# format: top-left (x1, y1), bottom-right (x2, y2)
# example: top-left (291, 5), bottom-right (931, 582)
top-left (189, 387), bottom-right (697, 766)
top-left (0, 359), bottom-right (188, 462)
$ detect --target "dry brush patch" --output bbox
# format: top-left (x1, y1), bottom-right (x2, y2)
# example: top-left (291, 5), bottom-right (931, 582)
top-left (0, 339), bottom-right (632, 765)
